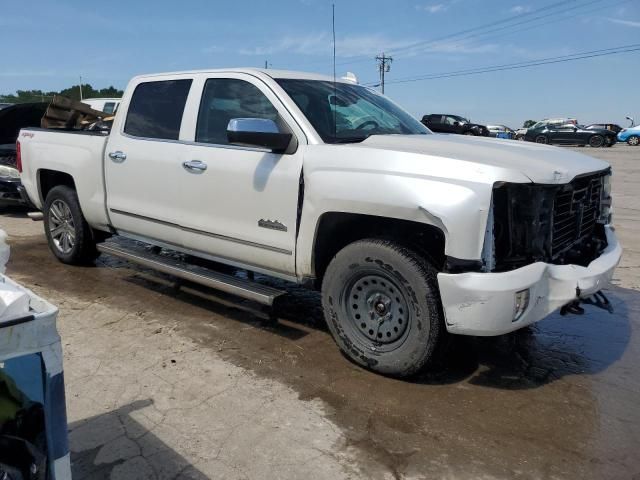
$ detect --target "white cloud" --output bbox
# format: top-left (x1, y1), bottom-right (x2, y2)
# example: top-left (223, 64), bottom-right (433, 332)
top-left (608, 17), bottom-right (640, 28)
top-left (510, 5), bottom-right (532, 14)
top-left (416, 3), bottom-right (447, 13)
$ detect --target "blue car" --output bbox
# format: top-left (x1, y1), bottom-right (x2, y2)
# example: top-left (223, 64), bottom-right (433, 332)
top-left (618, 125), bottom-right (640, 146)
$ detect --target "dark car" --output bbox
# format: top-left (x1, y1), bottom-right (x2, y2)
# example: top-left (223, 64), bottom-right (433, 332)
top-left (586, 123), bottom-right (623, 135)
top-left (421, 114), bottom-right (490, 136)
top-left (0, 102), bottom-right (48, 208)
top-left (524, 122), bottom-right (617, 148)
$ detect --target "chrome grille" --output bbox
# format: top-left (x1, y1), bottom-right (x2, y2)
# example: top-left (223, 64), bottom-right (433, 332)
top-left (551, 174), bottom-right (603, 258)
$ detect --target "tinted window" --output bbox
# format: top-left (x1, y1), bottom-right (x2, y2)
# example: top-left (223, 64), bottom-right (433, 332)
top-left (102, 102), bottom-right (116, 114)
top-left (196, 79), bottom-right (279, 145)
top-left (124, 79), bottom-right (192, 140)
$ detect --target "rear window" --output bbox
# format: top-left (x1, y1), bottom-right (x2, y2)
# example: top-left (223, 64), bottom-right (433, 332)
top-left (124, 80), bottom-right (192, 140)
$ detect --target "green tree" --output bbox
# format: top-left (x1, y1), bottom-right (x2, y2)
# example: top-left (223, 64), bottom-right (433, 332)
top-left (523, 120), bottom-right (537, 128)
top-left (1, 84), bottom-right (123, 104)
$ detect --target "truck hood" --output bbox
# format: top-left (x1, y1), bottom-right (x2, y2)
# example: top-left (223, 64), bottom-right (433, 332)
top-left (356, 134), bottom-right (609, 183)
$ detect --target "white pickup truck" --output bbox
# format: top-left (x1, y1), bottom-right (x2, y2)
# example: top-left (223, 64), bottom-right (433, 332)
top-left (17, 68), bottom-right (621, 376)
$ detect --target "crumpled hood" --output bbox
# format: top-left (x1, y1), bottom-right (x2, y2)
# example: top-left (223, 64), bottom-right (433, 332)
top-left (357, 134), bottom-right (610, 183)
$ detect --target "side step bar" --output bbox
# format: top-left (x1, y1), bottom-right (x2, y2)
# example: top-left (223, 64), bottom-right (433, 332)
top-left (97, 242), bottom-right (285, 306)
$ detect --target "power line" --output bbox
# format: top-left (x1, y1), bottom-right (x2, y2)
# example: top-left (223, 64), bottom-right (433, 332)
top-left (365, 43), bottom-right (640, 86)
top-left (334, 0), bottom-right (606, 68)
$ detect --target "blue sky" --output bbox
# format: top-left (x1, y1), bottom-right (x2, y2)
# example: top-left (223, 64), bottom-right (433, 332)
top-left (1, 0), bottom-right (638, 127)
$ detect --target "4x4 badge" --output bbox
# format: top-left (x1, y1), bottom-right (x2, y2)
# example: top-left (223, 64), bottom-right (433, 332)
top-left (258, 219), bottom-right (287, 232)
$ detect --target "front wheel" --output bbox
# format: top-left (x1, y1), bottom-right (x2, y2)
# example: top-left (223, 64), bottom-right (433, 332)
top-left (43, 186), bottom-right (98, 264)
top-left (535, 135), bottom-right (548, 144)
top-left (589, 135), bottom-right (605, 148)
top-left (628, 135), bottom-right (639, 146)
top-left (321, 239), bottom-right (445, 377)
top-left (463, 131), bottom-right (475, 136)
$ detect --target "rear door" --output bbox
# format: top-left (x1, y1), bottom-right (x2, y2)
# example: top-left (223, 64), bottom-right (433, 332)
top-left (105, 77), bottom-right (194, 246)
top-left (176, 73), bottom-right (305, 276)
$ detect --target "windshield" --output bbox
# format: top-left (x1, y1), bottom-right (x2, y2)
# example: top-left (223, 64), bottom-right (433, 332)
top-left (452, 115), bottom-right (470, 124)
top-left (276, 79), bottom-right (429, 143)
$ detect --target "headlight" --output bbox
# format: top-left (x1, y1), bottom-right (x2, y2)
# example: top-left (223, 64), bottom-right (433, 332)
top-left (0, 165), bottom-right (19, 179)
top-left (600, 174), bottom-right (613, 224)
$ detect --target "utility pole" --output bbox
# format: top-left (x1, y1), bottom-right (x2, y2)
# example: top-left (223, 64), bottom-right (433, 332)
top-left (79, 75), bottom-right (83, 101)
top-left (376, 53), bottom-right (393, 94)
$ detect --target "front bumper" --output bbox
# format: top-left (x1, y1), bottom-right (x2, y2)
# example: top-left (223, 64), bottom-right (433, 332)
top-left (437, 226), bottom-right (622, 336)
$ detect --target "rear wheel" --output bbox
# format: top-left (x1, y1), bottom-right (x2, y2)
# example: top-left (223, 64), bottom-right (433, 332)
top-left (589, 135), bottom-right (605, 148)
top-left (43, 186), bottom-right (98, 264)
top-left (628, 135), bottom-right (639, 146)
top-left (535, 135), bottom-right (548, 144)
top-left (463, 131), bottom-right (475, 136)
top-left (321, 239), bottom-right (445, 377)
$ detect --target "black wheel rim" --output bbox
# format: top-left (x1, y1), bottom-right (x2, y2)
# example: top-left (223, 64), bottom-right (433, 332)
top-left (536, 136), bottom-right (546, 144)
top-left (48, 199), bottom-right (76, 254)
top-left (342, 272), bottom-right (411, 349)
top-left (591, 136), bottom-right (603, 147)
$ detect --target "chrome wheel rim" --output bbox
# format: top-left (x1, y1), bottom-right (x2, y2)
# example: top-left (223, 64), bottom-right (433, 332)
top-left (48, 199), bottom-right (76, 254)
top-left (345, 274), bottom-right (409, 344)
top-left (629, 136), bottom-right (639, 146)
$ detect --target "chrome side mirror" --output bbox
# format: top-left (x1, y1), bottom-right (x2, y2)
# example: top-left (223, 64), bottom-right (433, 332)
top-left (227, 118), bottom-right (292, 153)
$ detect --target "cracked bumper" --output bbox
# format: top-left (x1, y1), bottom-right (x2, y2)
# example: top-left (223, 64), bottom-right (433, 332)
top-left (437, 226), bottom-right (622, 336)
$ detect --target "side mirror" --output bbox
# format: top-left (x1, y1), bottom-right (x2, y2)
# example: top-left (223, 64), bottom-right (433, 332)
top-left (227, 118), bottom-right (292, 153)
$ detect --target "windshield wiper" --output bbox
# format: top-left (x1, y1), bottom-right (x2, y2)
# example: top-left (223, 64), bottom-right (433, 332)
top-left (331, 136), bottom-right (370, 144)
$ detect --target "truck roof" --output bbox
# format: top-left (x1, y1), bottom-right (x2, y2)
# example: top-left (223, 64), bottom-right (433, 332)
top-left (130, 68), bottom-right (349, 84)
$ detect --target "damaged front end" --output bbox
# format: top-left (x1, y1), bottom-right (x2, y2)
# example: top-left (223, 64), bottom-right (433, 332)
top-left (486, 168), bottom-right (612, 273)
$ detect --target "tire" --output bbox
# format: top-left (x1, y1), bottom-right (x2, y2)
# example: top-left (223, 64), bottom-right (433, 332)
top-left (535, 135), bottom-right (548, 144)
top-left (628, 135), bottom-right (639, 146)
top-left (43, 185), bottom-right (98, 264)
top-left (589, 135), bottom-right (604, 148)
top-left (321, 239), bottom-right (445, 377)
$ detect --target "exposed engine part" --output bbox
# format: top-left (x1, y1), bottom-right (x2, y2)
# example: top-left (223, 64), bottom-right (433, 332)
top-left (560, 290), bottom-right (613, 316)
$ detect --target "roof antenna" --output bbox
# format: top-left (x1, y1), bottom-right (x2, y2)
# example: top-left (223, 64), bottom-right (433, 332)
top-left (332, 3), bottom-right (337, 139)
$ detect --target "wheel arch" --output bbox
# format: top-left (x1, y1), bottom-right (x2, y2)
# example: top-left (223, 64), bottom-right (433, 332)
top-left (38, 169), bottom-right (76, 205)
top-left (310, 212), bottom-right (446, 286)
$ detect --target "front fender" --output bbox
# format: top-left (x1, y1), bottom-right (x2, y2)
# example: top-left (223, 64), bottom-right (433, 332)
top-left (295, 169), bottom-right (493, 278)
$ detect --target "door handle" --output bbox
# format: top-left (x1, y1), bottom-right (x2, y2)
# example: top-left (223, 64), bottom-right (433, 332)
top-left (108, 151), bottom-right (127, 162)
top-left (182, 160), bottom-right (207, 173)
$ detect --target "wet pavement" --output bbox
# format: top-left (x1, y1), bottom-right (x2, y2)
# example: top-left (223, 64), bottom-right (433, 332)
top-left (1, 144), bottom-right (639, 479)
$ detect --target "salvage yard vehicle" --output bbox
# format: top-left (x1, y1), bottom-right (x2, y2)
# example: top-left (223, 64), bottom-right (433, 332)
top-left (81, 98), bottom-right (121, 115)
top-left (421, 114), bottom-right (490, 136)
top-left (524, 122), bottom-right (617, 147)
top-left (16, 68), bottom-right (621, 377)
top-left (618, 125), bottom-right (640, 146)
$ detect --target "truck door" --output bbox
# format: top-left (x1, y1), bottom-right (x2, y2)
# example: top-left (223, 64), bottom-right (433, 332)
top-left (104, 78), bottom-right (194, 246)
top-left (177, 74), bottom-right (304, 276)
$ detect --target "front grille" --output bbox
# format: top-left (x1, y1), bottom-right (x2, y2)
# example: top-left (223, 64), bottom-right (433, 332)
top-left (551, 173), bottom-right (604, 259)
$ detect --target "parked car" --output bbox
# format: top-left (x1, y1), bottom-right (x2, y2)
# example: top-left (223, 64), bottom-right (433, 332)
top-left (421, 114), bottom-right (489, 136)
top-left (486, 125), bottom-right (515, 139)
top-left (18, 68), bottom-right (621, 377)
top-left (0, 103), bottom-right (48, 208)
top-left (81, 98), bottom-right (121, 115)
top-left (524, 122), bottom-right (617, 147)
top-left (618, 125), bottom-right (640, 146)
top-left (586, 124), bottom-right (623, 134)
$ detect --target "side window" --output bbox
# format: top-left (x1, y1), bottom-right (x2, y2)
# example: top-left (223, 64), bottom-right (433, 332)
top-left (443, 116), bottom-right (457, 125)
top-left (196, 78), bottom-right (279, 145)
top-left (124, 79), bottom-right (192, 140)
top-left (102, 102), bottom-right (116, 114)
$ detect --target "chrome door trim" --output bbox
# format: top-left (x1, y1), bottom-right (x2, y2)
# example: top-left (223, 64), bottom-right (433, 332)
top-left (109, 208), bottom-right (293, 255)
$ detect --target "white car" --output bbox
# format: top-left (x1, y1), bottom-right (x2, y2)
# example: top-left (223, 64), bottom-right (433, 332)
top-left (81, 97), bottom-right (121, 115)
top-left (17, 69), bottom-right (621, 376)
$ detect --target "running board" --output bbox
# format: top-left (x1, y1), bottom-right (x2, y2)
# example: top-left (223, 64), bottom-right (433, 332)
top-left (97, 242), bottom-right (285, 306)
